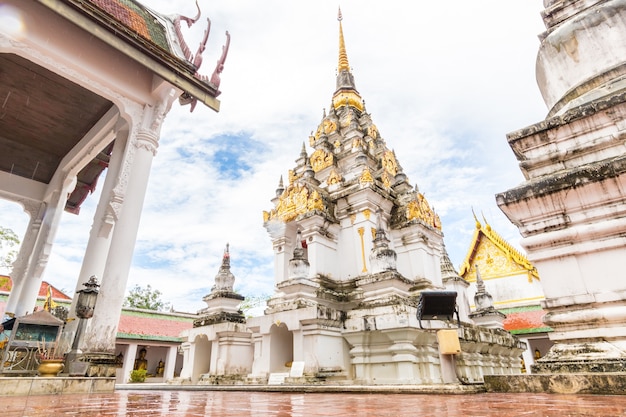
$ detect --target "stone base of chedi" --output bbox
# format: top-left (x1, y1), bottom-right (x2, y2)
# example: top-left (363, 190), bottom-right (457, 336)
top-left (484, 373), bottom-right (626, 395)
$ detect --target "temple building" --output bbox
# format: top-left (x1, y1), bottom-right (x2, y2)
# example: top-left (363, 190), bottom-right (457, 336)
top-left (494, 0), bottom-right (626, 389)
top-left (0, 276), bottom-right (194, 383)
top-left (0, 0), bottom-right (228, 384)
top-left (179, 11), bottom-right (525, 386)
top-left (458, 215), bottom-right (553, 373)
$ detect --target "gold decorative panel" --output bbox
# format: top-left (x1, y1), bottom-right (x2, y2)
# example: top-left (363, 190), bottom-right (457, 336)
top-left (464, 238), bottom-right (528, 282)
top-left (288, 169), bottom-right (300, 184)
top-left (310, 149), bottom-right (334, 172)
top-left (313, 119), bottom-right (338, 142)
top-left (367, 124), bottom-right (379, 139)
top-left (332, 90), bottom-right (364, 112)
top-left (381, 172), bottom-right (391, 189)
top-left (381, 150), bottom-right (398, 176)
top-left (265, 183), bottom-right (327, 223)
top-left (359, 168), bottom-right (374, 184)
top-left (459, 218), bottom-right (540, 282)
top-left (327, 168), bottom-right (342, 185)
top-left (406, 193), bottom-right (441, 230)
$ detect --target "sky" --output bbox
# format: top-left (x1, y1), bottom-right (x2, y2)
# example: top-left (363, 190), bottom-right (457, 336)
top-left (0, 1), bottom-right (549, 313)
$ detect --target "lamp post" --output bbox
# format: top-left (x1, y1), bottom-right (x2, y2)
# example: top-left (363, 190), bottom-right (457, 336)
top-left (75, 275), bottom-right (100, 320)
top-left (67, 276), bottom-right (100, 371)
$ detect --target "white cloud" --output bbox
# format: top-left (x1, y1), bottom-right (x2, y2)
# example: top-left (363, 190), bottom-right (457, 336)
top-left (0, 1), bottom-right (548, 313)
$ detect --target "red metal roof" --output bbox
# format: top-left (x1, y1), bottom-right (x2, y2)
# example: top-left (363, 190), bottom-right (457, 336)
top-left (88, 0), bottom-right (169, 51)
top-left (1, 277), bottom-right (194, 341)
top-left (0, 276), bottom-right (71, 301)
top-left (117, 311), bottom-right (193, 340)
top-left (502, 305), bottom-right (551, 334)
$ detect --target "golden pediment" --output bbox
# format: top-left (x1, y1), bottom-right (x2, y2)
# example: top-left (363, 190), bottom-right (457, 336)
top-left (265, 183), bottom-right (327, 223)
top-left (367, 124), bottom-right (379, 139)
top-left (323, 119), bottom-right (337, 135)
top-left (288, 169), bottom-right (300, 184)
top-left (313, 118), bottom-right (338, 143)
top-left (310, 149), bottom-right (334, 172)
top-left (406, 193), bottom-right (442, 230)
top-left (359, 167), bottom-right (374, 184)
top-left (466, 238), bottom-right (528, 281)
top-left (382, 150), bottom-right (398, 176)
top-left (459, 218), bottom-right (540, 282)
top-left (381, 172), bottom-right (391, 189)
top-left (327, 168), bottom-right (342, 185)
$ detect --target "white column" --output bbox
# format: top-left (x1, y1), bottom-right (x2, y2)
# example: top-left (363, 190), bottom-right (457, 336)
top-left (82, 91), bottom-right (175, 353)
top-left (13, 177), bottom-right (76, 316)
top-left (179, 342), bottom-right (193, 380)
top-left (164, 345), bottom-right (178, 381)
top-left (64, 126), bottom-right (129, 340)
top-left (3, 201), bottom-right (45, 317)
top-left (121, 343), bottom-right (138, 383)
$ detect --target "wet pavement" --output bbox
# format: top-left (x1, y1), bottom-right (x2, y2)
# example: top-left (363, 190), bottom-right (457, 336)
top-left (2, 390), bottom-right (626, 416)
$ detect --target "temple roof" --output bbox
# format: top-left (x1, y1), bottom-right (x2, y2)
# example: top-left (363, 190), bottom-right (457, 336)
top-left (1, 0), bottom-right (228, 215)
top-left (117, 309), bottom-right (193, 341)
top-left (0, 278), bottom-right (193, 342)
top-left (34, 0), bottom-right (229, 111)
top-left (0, 276), bottom-right (71, 301)
top-left (264, 10), bottom-right (441, 233)
top-left (459, 215), bottom-right (539, 282)
top-left (502, 304), bottom-right (551, 335)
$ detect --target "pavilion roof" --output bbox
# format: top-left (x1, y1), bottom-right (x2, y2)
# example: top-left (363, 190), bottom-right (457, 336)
top-left (501, 304), bottom-right (551, 335)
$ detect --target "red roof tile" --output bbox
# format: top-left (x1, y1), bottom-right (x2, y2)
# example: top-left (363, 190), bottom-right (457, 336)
top-left (118, 311), bottom-right (193, 338)
top-left (0, 276), bottom-right (71, 301)
top-left (502, 306), bottom-right (551, 334)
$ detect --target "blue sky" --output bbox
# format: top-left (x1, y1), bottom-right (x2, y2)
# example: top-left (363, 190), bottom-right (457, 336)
top-left (0, 1), bottom-right (548, 313)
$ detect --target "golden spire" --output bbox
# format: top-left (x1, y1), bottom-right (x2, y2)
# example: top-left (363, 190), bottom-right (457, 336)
top-left (332, 7), bottom-right (363, 112)
top-left (337, 7), bottom-right (350, 73)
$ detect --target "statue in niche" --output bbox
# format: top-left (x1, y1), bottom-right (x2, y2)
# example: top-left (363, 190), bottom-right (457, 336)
top-left (134, 348), bottom-right (148, 371)
top-left (115, 352), bottom-right (124, 368)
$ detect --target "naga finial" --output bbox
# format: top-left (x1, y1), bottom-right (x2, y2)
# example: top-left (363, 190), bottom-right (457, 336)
top-left (209, 31), bottom-right (231, 94)
top-left (173, 0), bottom-right (202, 61)
top-left (192, 18), bottom-right (211, 70)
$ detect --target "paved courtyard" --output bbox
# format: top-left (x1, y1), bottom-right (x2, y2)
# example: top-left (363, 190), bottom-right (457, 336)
top-left (2, 390), bottom-right (626, 416)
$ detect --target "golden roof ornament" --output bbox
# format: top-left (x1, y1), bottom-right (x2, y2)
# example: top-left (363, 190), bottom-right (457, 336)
top-left (265, 183), bottom-right (329, 223)
top-left (406, 193), bottom-right (442, 230)
top-left (310, 149), bottom-right (334, 172)
top-left (381, 172), bottom-right (392, 189)
top-left (332, 8), bottom-right (364, 112)
top-left (327, 168), bottom-right (342, 185)
top-left (359, 167), bottom-right (374, 184)
top-left (382, 150), bottom-right (399, 176)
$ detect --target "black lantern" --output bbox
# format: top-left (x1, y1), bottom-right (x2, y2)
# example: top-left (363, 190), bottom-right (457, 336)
top-left (75, 275), bottom-right (100, 319)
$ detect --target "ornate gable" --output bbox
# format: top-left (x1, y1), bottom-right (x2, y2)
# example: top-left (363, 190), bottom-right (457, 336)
top-left (459, 216), bottom-right (539, 282)
top-left (263, 182), bottom-right (332, 223)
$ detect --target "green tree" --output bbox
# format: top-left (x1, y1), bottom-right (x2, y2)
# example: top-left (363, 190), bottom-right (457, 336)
top-left (123, 284), bottom-right (170, 311)
top-left (239, 294), bottom-right (270, 317)
top-left (0, 226), bottom-right (20, 272)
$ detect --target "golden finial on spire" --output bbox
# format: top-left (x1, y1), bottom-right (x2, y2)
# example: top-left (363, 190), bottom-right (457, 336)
top-left (337, 7), bottom-right (350, 73)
